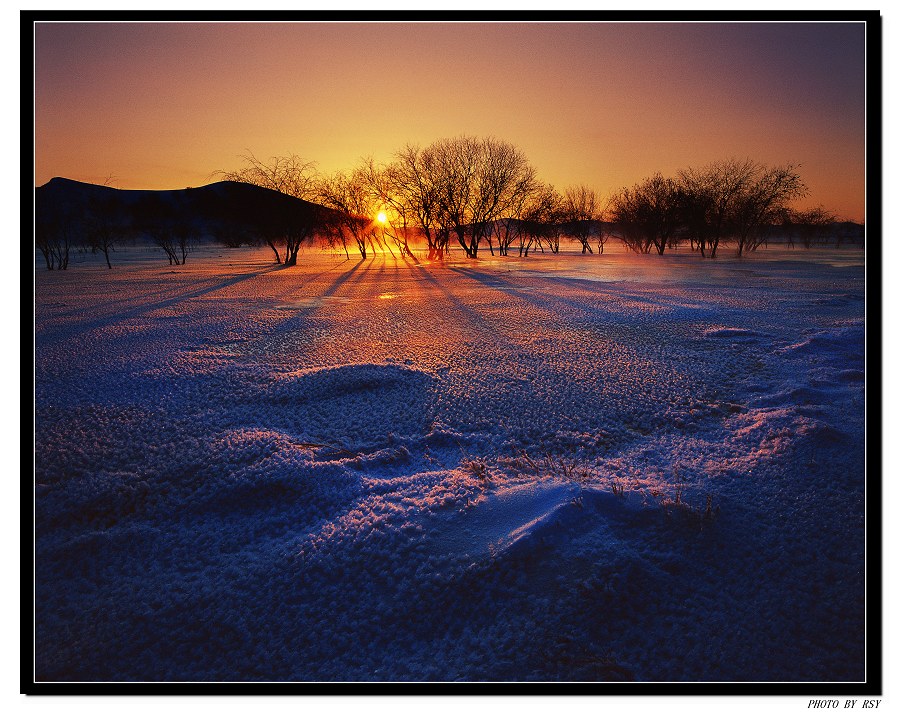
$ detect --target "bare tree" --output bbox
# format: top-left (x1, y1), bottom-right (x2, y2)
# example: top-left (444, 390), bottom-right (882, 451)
top-left (540, 186), bottom-right (566, 254)
top-left (610, 173), bottom-right (681, 255)
top-left (316, 169), bottom-right (380, 259)
top-left (515, 183), bottom-right (558, 257)
top-left (782, 206), bottom-right (836, 249)
top-left (596, 203), bottom-right (611, 255)
top-left (218, 151), bottom-right (318, 200)
top-left (677, 159), bottom-right (758, 258)
top-left (35, 188), bottom-right (80, 270)
top-left (429, 136), bottom-right (536, 259)
top-left (676, 159), bottom-right (807, 258)
top-left (732, 164), bottom-right (807, 256)
top-left (429, 136), bottom-right (479, 257)
top-left (485, 176), bottom-right (544, 257)
top-left (383, 144), bottom-right (446, 260)
top-left (490, 216), bottom-right (524, 257)
top-left (562, 185), bottom-right (603, 254)
top-left (217, 152), bottom-right (320, 264)
top-left (35, 213), bottom-right (74, 270)
top-left (356, 158), bottom-right (415, 260)
top-left (85, 195), bottom-right (127, 269)
top-left (834, 220), bottom-right (864, 249)
top-left (134, 194), bottom-right (194, 265)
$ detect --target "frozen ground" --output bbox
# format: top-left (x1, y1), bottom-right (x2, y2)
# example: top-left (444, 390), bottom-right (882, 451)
top-left (33, 244), bottom-right (867, 682)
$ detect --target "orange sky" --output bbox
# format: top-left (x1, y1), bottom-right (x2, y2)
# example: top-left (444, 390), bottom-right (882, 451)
top-left (34, 21), bottom-right (867, 222)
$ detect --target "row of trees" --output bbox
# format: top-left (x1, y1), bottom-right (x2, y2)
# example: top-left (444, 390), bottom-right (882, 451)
top-left (36, 193), bottom-right (127, 270)
top-left (36, 191), bottom-right (201, 270)
top-left (218, 139), bottom-right (609, 262)
top-left (36, 137), bottom-right (858, 270)
top-left (221, 144), bottom-right (853, 264)
top-left (610, 159), bottom-right (821, 258)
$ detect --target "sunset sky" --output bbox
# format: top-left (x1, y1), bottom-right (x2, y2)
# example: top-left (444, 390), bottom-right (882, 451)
top-left (34, 21), bottom-right (867, 221)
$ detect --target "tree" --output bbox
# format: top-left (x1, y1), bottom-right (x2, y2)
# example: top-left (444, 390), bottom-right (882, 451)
top-left (383, 145), bottom-right (445, 260)
top-left (35, 215), bottom-right (74, 270)
top-left (35, 191), bottom-right (79, 270)
top-left (676, 159), bottom-right (807, 257)
top-left (539, 186), bottom-right (565, 254)
top-left (218, 151), bottom-right (318, 200)
top-left (516, 183), bottom-right (558, 257)
top-left (610, 173), bottom-right (681, 255)
top-left (217, 152), bottom-right (320, 264)
top-left (85, 195), bottom-right (128, 269)
top-left (316, 169), bottom-right (380, 259)
top-left (357, 158), bottom-right (416, 260)
top-left (429, 136), bottom-right (537, 259)
top-left (271, 199), bottom-right (324, 267)
top-left (134, 194), bottom-right (194, 265)
top-left (35, 212), bottom-right (74, 270)
top-left (562, 185), bottom-right (603, 254)
top-left (834, 220), bottom-right (864, 249)
top-left (731, 164), bottom-right (807, 256)
top-left (677, 159), bottom-right (757, 258)
top-left (782, 206), bottom-right (836, 249)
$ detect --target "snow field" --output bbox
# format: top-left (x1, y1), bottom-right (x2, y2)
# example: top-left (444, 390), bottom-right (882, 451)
top-left (34, 246), bottom-right (866, 681)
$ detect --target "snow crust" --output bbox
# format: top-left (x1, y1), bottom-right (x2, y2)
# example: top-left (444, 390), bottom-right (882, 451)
top-left (34, 245), bottom-right (866, 681)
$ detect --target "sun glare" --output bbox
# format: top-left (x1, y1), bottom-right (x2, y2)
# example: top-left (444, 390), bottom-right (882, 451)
top-left (377, 211), bottom-right (388, 224)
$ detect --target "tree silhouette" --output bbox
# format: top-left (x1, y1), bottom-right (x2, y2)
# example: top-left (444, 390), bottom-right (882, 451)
top-left (610, 173), bottom-right (681, 255)
top-left (316, 169), bottom-right (380, 259)
top-left (85, 195), bottom-right (128, 268)
top-left (731, 164), bottom-right (807, 256)
top-left (562, 185), bottom-right (603, 254)
top-left (134, 193), bottom-right (194, 265)
top-left (429, 136), bottom-right (536, 259)
top-left (217, 153), bottom-right (325, 265)
top-left (218, 151), bottom-right (318, 200)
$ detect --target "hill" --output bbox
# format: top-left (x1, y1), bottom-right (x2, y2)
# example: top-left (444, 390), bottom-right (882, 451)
top-left (36, 177), bottom-right (337, 236)
top-left (35, 177), bottom-right (343, 267)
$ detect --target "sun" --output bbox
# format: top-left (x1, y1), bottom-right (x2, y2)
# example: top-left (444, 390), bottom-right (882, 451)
top-left (376, 211), bottom-right (388, 224)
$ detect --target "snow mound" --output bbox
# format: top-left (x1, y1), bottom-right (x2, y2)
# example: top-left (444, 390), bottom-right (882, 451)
top-left (751, 386), bottom-right (834, 408)
top-left (429, 481), bottom-right (644, 561)
top-left (777, 323), bottom-right (864, 360)
top-left (265, 363), bottom-right (436, 450)
top-left (703, 327), bottom-right (761, 339)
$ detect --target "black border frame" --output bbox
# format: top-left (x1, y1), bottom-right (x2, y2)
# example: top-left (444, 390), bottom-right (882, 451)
top-left (22, 9), bottom-right (884, 696)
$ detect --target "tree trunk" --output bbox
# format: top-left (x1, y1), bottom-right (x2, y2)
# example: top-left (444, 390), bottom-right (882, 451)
top-left (266, 240), bottom-right (282, 264)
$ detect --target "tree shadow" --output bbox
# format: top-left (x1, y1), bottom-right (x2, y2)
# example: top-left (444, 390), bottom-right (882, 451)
top-left (36, 263), bottom-right (286, 345)
top-left (243, 258), bottom-right (369, 358)
top-left (445, 264), bottom-right (616, 324)
top-left (414, 264), bottom-right (512, 343)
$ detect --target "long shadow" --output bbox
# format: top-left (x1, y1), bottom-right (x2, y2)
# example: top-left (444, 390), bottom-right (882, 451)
top-left (36, 264), bottom-right (286, 345)
top-left (445, 264), bottom-right (622, 326)
top-left (265, 256), bottom-right (365, 303)
top-left (306, 256), bottom-right (367, 301)
top-left (414, 263), bottom-right (516, 348)
top-left (245, 257), bottom-right (370, 357)
top-left (37, 261), bottom-right (286, 323)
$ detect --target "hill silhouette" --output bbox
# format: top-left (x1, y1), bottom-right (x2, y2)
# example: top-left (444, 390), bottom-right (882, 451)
top-left (35, 177), bottom-right (338, 239)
